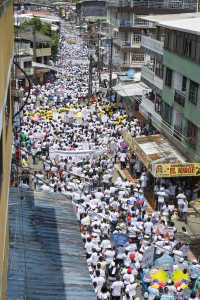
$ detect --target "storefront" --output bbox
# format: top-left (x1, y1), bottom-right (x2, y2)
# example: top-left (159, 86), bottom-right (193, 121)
top-left (112, 83), bottom-right (150, 119)
top-left (123, 131), bottom-right (200, 206)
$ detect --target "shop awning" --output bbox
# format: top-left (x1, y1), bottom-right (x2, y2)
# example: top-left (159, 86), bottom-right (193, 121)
top-left (112, 83), bottom-right (150, 97)
top-left (123, 131), bottom-right (200, 177)
top-left (101, 72), bottom-right (118, 81)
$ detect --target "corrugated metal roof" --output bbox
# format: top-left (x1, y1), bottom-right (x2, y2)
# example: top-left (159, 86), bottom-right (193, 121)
top-left (7, 188), bottom-right (96, 300)
top-left (134, 134), bottom-right (186, 164)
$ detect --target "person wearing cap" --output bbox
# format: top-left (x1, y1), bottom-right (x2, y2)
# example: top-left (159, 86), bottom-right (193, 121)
top-left (31, 145), bottom-right (37, 164)
top-left (156, 186), bottom-right (168, 212)
top-left (104, 245), bottom-right (115, 265)
top-left (123, 269), bottom-right (134, 289)
top-left (189, 259), bottom-right (200, 288)
top-left (111, 275), bottom-right (124, 300)
top-left (166, 279), bottom-right (176, 297)
top-left (126, 277), bottom-right (139, 299)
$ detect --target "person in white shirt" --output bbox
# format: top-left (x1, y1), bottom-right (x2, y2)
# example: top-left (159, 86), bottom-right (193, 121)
top-left (92, 270), bottom-right (105, 292)
top-left (111, 275), bottom-right (124, 299)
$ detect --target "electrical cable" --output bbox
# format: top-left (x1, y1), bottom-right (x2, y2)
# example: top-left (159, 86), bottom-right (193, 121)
top-left (12, 62), bottom-right (31, 120)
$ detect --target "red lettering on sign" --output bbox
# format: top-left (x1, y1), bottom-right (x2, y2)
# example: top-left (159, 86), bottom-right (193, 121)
top-left (170, 168), bottom-right (176, 174)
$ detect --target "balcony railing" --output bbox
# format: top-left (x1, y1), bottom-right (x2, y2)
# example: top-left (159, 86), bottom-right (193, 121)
top-left (109, 17), bottom-right (132, 27)
top-left (174, 89), bottom-right (185, 107)
top-left (141, 35), bottom-right (164, 55)
top-left (113, 38), bottom-right (132, 47)
top-left (141, 65), bottom-right (154, 84)
top-left (106, 0), bottom-right (197, 9)
top-left (173, 125), bottom-right (182, 141)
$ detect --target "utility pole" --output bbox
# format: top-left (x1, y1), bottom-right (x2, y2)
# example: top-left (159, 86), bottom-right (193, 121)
top-left (109, 36), bottom-right (113, 104)
top-left (88, 54), bottom-right (93, 103)
top-left (98, 33), bottom-right (101, 86)
top-left (32, 30), bottom-right (37, 81)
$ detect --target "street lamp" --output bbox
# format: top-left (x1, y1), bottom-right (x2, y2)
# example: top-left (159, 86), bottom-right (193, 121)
top-left (88, 49), bottom-right (96, 103)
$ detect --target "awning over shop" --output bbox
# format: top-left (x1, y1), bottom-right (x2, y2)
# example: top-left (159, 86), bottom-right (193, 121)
top-left (101, 72), bottom-right (118, 81)
top-left (123, 131), bottom-right (200, 177)
top-left (112, 82), bottom-right (150, 97)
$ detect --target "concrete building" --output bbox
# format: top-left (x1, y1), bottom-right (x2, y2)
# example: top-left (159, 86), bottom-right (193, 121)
top-left (0, 0), bottom-right (14, 298)
top-left (106, 0), bottom-right (196, 71)
top-left (15, 31), bottom-right (52, 85)
top-left (140, 13), bottom-right (200, 162)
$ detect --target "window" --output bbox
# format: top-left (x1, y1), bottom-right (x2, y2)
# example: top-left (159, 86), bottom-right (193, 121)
top-left (155, 94), bottom-right (161, 113)
top-left (182, 76), bottom-right (187, 92)
top-left (173, 30), bottom-right (200, 62)
top-left (165, 68), bottom-right (173, 88)
top-left (133, 34), bottom-right (141, 44)
top-left (155, 60), bottom-right (163, 78)
top-left (124, 52), bottom-right (127, 63)
top-left (132, 54), bottom-right (144, 64)
top-left (189, 80), bottom-right (199, 104)
top-left (161, 101), bottom-right (172, 124)
top-left (187, 121), bottom-right (197, 144)
top-left (164, 28), bottom-right (172, 50)
top-left (134, 15), bottom-right (148, 26)
top-left (24, 61), bottom-right (32, 68)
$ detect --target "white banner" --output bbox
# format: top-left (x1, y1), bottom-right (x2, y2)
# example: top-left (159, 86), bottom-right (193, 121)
top-left (49, 149), bottom-right (107, 160)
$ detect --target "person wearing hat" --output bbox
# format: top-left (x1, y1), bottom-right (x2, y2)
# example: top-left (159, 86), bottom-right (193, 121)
top-left (111, 275), bottom-right (124, 300)
top-left (166, 279), bottom-right (176, 297)
top-left (156, 186), bottom-right (168, 212)
top-left (189, 259), bottom-right (200, 288)
top-left (126, 277), bottom-right (139, 299)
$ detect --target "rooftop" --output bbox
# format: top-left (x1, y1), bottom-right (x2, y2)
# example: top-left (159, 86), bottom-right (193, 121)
top-left (140, 12), bottom-right (200, 35)
top-left (17, 31), bottom-right (52, 43)
top-left (7, 188), bottom-right (96, 300)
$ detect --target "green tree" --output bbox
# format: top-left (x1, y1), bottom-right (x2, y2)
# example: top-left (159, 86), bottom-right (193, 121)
top-left (39, 22), bottom-right (52, 37)
top-left (30, 17), bottom-right (42, 31)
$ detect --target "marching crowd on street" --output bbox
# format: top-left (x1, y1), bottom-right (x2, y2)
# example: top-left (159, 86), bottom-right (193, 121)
top-left (13, 20), bottom-right (200, 300)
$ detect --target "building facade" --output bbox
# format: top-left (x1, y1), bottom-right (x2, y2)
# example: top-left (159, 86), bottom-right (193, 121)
top-left (140, 13), bottom-right (200, 162)
top-left (106, 0), bottom-right (196, 71)
top-left (0, 0), bottom-right (14, 298)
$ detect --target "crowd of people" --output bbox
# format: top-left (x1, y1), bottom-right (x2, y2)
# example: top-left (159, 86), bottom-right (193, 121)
top-left (12, 20), bottom-right (200, 300)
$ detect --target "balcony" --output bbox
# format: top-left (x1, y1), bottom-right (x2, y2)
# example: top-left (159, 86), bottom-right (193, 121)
top-left (174, 89), bottom-right (185, 108)
top-left (141, 65), bottom-right (154, 85)
top-left (109, 17), bottom-right (132, 27)
top-left (173, 125), bottom-right (182, 141)
top-left (30, 47), bottom-right (51, 57)
top-left (113, 38), bottom-right (132, 48)
top-left (141, 35), bottom-right (164, 56)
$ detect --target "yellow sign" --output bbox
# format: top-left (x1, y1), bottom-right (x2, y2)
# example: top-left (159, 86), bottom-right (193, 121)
top-left (154, 163), bottom-right (200, 177)
top-left (123, 131), bottom-right (153, 172)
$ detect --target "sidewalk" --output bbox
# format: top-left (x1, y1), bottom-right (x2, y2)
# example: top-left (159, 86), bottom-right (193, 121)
top-left (115, 163), bottom-right (199, 262)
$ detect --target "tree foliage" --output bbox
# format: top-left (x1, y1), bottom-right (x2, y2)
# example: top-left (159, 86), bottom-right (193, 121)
top-left (20, 17), bottom-right (59, 60)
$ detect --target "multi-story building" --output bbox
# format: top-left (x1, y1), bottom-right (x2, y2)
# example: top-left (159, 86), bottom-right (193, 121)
top-left (0, 0), bottom-right (14, 298)
top-left (140, 13), bottom-right (200, 162)
top-left (106, 0), bottom-right (196, 71)
top-left (15, 31), bottom-right (52, 85)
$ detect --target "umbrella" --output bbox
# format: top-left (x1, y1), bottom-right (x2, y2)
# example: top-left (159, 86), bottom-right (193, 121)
top-left (74, 112), bottom-right (82, 118)
top-left (110, 233), bottom-right (129, 246)
top-left (30, 116), bottom-right (40, 122)
top-left (120, 141), bottom-right (128, 148)
top-left (33, 132), bottom-right (43, 139)
top-left (82, 121), bottom-right (89, 126)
